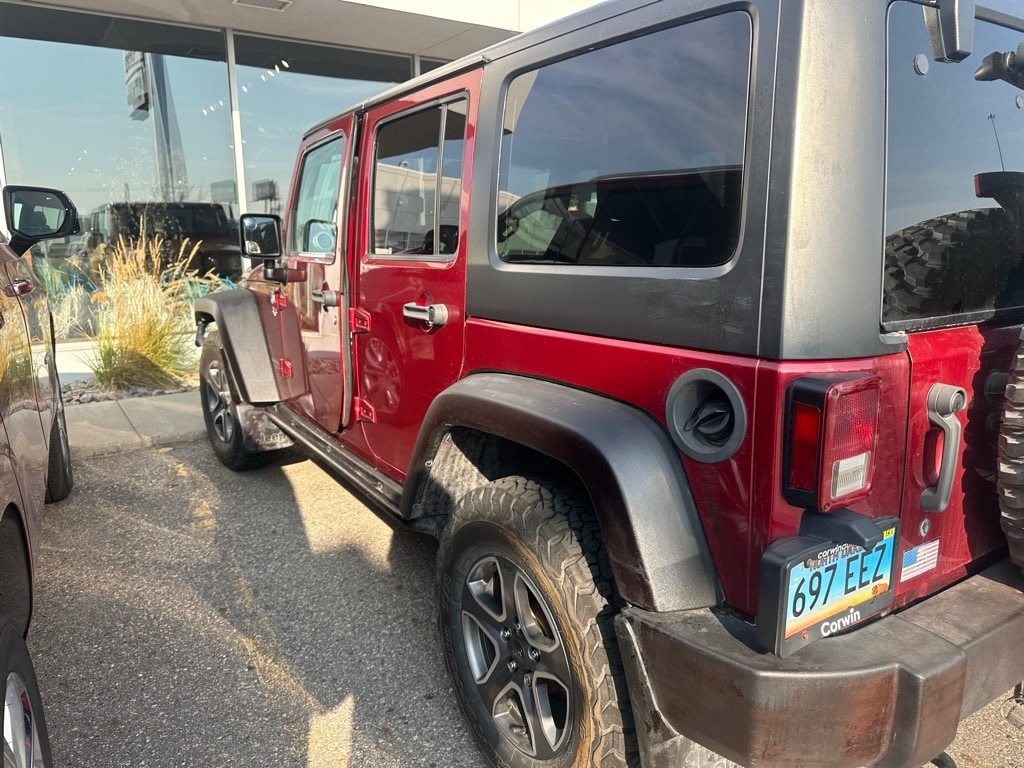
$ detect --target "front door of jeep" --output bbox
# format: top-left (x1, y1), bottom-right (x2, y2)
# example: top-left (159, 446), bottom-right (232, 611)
top-left (353, 75), bottom-right (479, 477)
top-left (280, 115), bottom-right (355, 434)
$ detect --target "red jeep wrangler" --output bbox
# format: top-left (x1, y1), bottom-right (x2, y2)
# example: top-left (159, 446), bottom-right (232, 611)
top-left (195, 1), bottom-right (1024, 765)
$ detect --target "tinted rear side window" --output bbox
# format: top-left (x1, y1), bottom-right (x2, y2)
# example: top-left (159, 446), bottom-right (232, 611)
top-left (495, 12), bottom-right (749, 268)
top-left (885, 2), bottom-right (1024, 329)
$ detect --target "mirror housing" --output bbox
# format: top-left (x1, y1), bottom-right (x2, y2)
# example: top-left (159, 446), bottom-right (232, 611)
top-left (240, 213), bottom-right (283, 259)
top-left (303, 219), bottom-right (336, 254)
top-left (240, 213), bottom-right (305, 284)
top-left (3, 185), bottom-right (80, 256)
top-left (924, 0), bottom-right (974, 63)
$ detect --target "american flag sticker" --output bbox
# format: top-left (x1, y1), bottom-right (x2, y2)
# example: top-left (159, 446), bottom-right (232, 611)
top-left (899, 540), bottom-right (940, 583)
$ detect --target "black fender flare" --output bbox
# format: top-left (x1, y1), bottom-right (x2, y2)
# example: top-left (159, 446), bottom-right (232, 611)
top-left (404, 373), bottom-right (719, 612)
top-left (194, 290), bottom-right (284, 406)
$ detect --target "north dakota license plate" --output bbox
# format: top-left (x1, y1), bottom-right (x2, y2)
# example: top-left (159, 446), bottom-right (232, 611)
top-left (757, 517), bottom-right (899, 657)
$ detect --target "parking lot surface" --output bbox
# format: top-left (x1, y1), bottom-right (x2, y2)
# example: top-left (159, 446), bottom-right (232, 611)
top-left (28, 439), bottom-right (1024, 767)
top-left (30, 443), bottom-right (480, 767)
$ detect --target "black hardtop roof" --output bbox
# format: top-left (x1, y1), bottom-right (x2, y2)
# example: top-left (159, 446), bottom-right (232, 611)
top-left (303, 0), bottom-right (1024, 139)
top-left (303, 0), bottom-right (657, 139)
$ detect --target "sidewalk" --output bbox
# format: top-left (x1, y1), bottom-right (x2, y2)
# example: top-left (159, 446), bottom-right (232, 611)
top-left (65, 391), bottom-right (206, 459)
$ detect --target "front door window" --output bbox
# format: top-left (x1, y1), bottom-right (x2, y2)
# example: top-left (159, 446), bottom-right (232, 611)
top-left (289, 136), bottom-right (344, 259)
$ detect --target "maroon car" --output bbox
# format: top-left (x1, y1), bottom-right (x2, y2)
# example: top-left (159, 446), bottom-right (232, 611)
top-left (1, 185), bottom-right (77, 767)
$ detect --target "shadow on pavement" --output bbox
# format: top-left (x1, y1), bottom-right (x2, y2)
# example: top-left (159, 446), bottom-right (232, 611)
top-left (28, 441), bottom-right (479, 768)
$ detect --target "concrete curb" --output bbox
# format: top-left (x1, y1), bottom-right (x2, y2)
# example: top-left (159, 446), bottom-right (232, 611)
top-left (65, 391), bottom-right (205, 459)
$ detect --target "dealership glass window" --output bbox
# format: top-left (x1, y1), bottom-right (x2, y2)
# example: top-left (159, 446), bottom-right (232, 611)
top-left (420, 58), bottom-right (449, 75)
top-left (234, 35), bottom-right (407, 213)
top-left (0, 3), bottom-right (236, 213)
top-left (496, 12), bottom-right (749, 268)
top-left (0, 2), bottom-right (237, 291)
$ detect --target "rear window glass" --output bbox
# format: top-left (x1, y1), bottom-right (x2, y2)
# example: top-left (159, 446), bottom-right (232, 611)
top-left (885, 3), bottom-right (1024, 329)
top-left (495, 12), bottom-right (750, 268)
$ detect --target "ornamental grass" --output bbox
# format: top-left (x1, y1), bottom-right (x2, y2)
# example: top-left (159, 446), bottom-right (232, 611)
top-left (86, 235), bottom-right (222, 389)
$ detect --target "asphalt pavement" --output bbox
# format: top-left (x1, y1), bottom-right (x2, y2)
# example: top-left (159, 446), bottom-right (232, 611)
top-left (32, 434), bottom-right (481, 767)
top-left (28, 392), bottom-right (1024, 767)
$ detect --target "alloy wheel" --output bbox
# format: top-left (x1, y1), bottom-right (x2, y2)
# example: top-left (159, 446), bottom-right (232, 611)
top-left (203, 360), bottom-right (235, 444)
top-left (3, 672), bottom-right (41, 768)
top-left (460, 555), bottom-right (573, 760)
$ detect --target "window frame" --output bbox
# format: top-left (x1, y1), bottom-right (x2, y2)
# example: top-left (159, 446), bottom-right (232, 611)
top-left (287, 132), bottom-right (346, 264)
top-left (367, 93), bottom-right (469, 264)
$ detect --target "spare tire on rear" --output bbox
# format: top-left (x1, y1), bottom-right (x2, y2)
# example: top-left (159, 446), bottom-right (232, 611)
top-left (999, 328), bottom-right (1024, 569)
top-left (884, 208), bottom-right (1018, 321)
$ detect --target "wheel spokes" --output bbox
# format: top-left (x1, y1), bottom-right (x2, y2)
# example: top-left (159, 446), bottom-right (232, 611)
top-left (530, 672), bottom-right (571, 756)
top-left (460, 555), bottom-right (574, 761)
top-left (3, 673), bottom-right (36, 768)
top-left (513, 572), bottom-right (559, 653)
top-left (461, 557), bottom-right (510, 685)
top-left (464, 556), bottom-right (511, 623)
top-left (204, 362), bottom-right (235, 443)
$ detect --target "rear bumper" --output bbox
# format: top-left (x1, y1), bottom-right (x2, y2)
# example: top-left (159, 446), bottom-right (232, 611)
top-left (615, 559), bottom-right (1024, 768)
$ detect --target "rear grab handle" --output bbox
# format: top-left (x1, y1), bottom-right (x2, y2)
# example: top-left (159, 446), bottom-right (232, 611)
top-left (921, 382), bottom-right (968, 513)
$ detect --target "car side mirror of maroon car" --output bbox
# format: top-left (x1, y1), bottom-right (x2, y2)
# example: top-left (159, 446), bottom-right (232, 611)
top-left (2, 186), bottom-right (80, 257)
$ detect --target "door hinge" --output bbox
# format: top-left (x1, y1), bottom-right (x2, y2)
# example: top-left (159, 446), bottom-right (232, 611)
top-left (278, 358), bottom-right (294, 379)
top-left (349, 308), bottom-right (372, 334)
top-left (353, 397), bottom-right (376, 423)
top-left (271, 289), bottom-right (289, 316)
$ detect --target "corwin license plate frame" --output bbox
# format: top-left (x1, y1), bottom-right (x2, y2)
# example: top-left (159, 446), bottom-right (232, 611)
top-left (756, 516), bottom-right (900, 658)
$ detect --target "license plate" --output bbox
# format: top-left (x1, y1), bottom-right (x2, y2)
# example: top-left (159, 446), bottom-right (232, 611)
top-left (757, 517), bottom-right (899, 657)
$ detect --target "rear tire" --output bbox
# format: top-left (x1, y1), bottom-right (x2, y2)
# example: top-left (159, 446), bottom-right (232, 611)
top-left (199, 331), bottom-right (276, 471)
top-left (1, 617), bottom-right (52, 767)
top-left (437, 476), bottom-right (635, 768)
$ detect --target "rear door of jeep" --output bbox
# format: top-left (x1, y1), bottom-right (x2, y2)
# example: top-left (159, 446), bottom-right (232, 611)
top-left (351, 73), bottom-right (479, 477)
top-left (884, 2), bottom-right (1024, 605)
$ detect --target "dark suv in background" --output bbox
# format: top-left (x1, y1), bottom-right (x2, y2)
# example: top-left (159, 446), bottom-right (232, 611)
top-left (85, 201), bottom-right (242, 280)
top-left (1, 184), bottom-right (78, 767)
top-left (196, 1), bottom-right (1024, 766)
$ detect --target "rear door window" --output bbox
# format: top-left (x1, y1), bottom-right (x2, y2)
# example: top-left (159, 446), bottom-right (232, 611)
top-left (885, 3), bottom-right (1024, 329)
top-left (371, 99), bottom-right (467, 260)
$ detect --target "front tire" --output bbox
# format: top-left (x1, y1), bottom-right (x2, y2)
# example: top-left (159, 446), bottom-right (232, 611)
top-left (437, 476), bottom-right (634, 768)
top-left (199, 331), bottom-right (275, 471)
top-left (1, 618), bottom-right (51, 768)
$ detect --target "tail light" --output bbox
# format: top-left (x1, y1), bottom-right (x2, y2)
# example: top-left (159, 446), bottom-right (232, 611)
top-left (783, 375), bottom-right (881, 512)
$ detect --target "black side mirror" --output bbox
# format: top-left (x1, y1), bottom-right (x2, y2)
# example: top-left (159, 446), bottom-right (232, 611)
top-left (240, 213), bottom-right (283, 259)
top-left (4, 186), bottom-right (80, 256)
